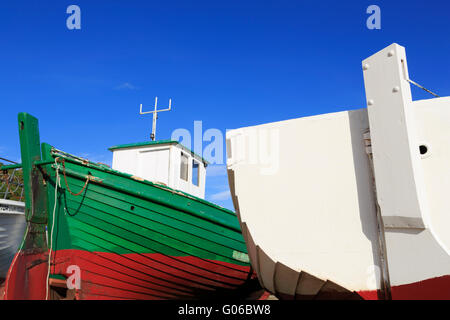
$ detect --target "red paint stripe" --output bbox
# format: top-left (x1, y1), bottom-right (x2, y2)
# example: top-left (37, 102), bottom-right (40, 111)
top-left (358, 275), bottom-right (450, 300)
top-left (4, 251), bottom-right (49, 300)
top-left (258, 290), bottom-right (271, 300)
top-left (50, 249), bottom-right (253, 300)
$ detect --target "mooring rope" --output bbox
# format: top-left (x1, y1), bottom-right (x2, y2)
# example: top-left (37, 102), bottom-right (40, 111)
top-left (46, 157), bottom-right (61, 300)
top-left (62, 158), bottom-right (90, 196)
top-left (45, 157), bottom-right (91, 299)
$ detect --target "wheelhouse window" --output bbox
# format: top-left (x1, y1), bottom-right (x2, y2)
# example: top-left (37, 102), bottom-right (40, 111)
top-left (192, 159), bottom-right (200, 186)
top-left (180, 152), bottom-right (189, 181)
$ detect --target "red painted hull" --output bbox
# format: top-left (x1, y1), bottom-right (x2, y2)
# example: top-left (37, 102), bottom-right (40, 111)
top-left (4, 251), bottom-right (49, 300)
top-left (45, 249), bottom-right (255, 300)
top-left (358, 275), bottom-right (450, 300)
top-left (250, 275), bottom-right (450, 300)
top-left (5, 249), bottom-right (449, 299)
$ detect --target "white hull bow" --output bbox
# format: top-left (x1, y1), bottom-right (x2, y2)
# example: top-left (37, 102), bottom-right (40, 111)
top-left (226, 43), bottom-right (450, 299)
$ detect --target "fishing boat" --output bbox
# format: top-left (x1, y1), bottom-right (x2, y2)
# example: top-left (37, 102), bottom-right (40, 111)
top-left (2, 109), bottom-right (259, 299)
top-left (0, 161), bottom-right (25, 280)
top-left (0, 200), bottom-right (25, 279)
top-left (226, 43), bottom-right (450, 299)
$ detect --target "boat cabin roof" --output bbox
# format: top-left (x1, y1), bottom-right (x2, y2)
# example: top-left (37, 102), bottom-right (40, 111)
top-left (108, 140), bottom-right (209, 166)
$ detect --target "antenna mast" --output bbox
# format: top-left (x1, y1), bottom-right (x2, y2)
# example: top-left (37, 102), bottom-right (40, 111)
top-left (139, 97), bottom-right (172, 141)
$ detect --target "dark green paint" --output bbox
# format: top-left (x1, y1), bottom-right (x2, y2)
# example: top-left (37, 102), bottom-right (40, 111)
top-left (9, 113), bottom-right (250, 268)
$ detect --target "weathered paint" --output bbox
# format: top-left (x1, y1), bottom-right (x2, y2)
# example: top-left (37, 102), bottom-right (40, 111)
top-left (4, 113), bottom-right (49, 300)
top-left (49, 249), bottom-right (254, 299)
top-left (358, 275), bottom-right (450, 300)
top-left (18, 113), bottom-right (47, 224)
top-left (4, 113), bottom-right (256, 300)
top-left (0, 164), bottom-right (22, 171)
top-left (4, 251), bottom-right (48, 300)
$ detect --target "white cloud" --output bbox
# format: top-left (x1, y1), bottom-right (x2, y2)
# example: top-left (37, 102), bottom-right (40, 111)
top-left (209, 190), bottom-right (231, 201)
top-left (114, 82), bottom-right (138, 90)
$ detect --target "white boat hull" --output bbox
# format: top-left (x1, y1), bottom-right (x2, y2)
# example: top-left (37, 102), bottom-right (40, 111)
top-left (226, 44), bottom-right (450, 299)
top-left (0, 199), bottom-right (26, 279)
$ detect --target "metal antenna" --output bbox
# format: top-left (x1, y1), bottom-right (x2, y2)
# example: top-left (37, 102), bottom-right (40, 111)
top-left (139, 97), bottom-right (172, 141)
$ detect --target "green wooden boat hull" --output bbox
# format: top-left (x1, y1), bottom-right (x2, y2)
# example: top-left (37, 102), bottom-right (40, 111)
top-left (4, 113), bottom-right (258, 300)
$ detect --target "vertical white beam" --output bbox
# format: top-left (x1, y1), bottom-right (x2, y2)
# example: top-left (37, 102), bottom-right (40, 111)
top-left (362, 43), bottom-right (427, 229)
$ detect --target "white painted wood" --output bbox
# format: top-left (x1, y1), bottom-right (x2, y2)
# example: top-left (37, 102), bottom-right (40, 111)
top-left (415, 97), bottom-right (450, 253)
top-left (138, 148), bottom-right (170, 186)
top-left (226, 43), bottom-right (450, 297)
top-left (362, 44), bottom-right (450, 288)
top-left (111, 143), bottom-right (206, 199)
top-left (384, 97), bottom-right (450, 287)
top-left (227, 109), bottom-right (380, 292)
top-left (362, 43), bottom-right (426, 228)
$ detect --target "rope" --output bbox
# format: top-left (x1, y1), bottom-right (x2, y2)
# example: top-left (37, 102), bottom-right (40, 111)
top-left (46, 157), bottom-right (61, 300)
top-left (0, 156), bottom-right (18, 164)
top-left (62, 159), bottom-right (90, 196)
top-left (45, 157), bottom-right (90, 299)
top-left (406, 78), bottom-right (440, 98)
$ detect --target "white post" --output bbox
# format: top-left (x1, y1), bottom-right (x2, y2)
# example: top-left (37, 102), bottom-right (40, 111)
top-left (151, 97), bottom-right (158, 141)
top-left (362, 43), bottom-right (440, 296)
top-left (362, 43), bottom-right (426, 230)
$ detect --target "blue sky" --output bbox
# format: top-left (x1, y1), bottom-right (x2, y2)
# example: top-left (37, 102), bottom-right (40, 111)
top-left (1, 0), bottom-right (449, 210)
